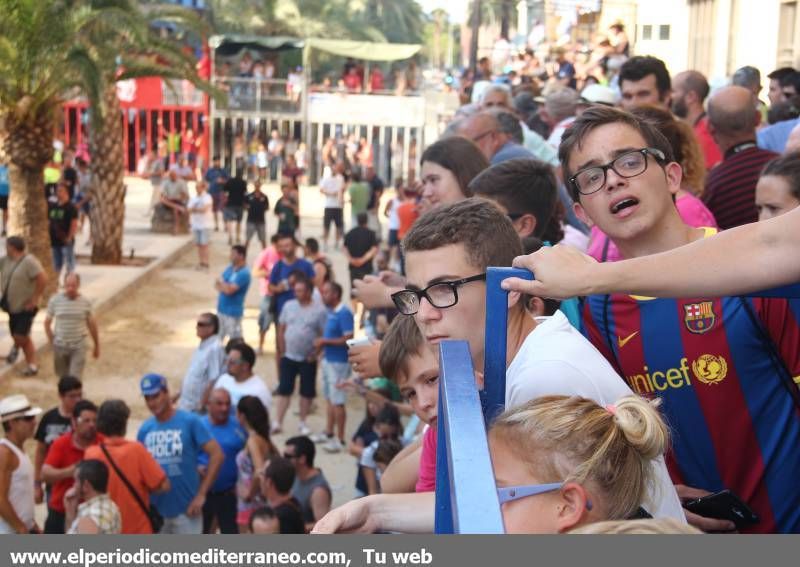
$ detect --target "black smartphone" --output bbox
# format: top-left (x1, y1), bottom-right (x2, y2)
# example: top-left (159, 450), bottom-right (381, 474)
top-left (684, 489), bottom-right (759, 528)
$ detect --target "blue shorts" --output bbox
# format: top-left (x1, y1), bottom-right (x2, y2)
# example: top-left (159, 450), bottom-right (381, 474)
top-left (322, 360), bottom-right (350, 405)
top-left (193, 228), bottom-right (211, 245)
top-left (278, 357), bottom-right (317, 398)
top-left (258, 295), bottom-right (273, 333)
top-left (223, 206), bottom-right (243, 222)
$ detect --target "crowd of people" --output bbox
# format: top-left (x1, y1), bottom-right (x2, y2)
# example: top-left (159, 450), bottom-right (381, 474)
top-left (3, 39), bottom-right (800, 536)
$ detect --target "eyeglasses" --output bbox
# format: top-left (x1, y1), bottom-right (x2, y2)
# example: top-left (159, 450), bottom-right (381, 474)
top-left (283, 452), bottom-right (297, 459)
top-left (196, 321), bottom-right (212, 327)
top-left (497, 482), bottom-right (563, 504)
top-left (569, 148), bottom-right (665, 196)
top-left (391, 274), bottom-right (487, 315)
top-left (226, 358), bottom-right (243, 365)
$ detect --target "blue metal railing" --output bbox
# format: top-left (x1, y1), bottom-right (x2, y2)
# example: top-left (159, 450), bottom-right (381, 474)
top-left (434, 268), bottom-right (532, 534)
top-left (434, 266), bottom-right (800, 533)
top-left (434, 341), bottom-right (504, 534)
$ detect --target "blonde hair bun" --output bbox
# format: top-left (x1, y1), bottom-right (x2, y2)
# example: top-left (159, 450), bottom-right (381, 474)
top-left (612, 396), bottom-right (669, 461)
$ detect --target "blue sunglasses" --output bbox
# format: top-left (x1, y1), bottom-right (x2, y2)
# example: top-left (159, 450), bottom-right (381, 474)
top-left (497, 482), bottom-right (594, 511)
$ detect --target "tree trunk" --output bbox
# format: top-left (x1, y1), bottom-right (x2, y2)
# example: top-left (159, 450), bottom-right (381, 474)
top-left (469, 0), bottom-right (482, 76)
top-left (89, 85), bottom-right (126, 264)
top-left (500, 0), bottom-right (512, 40)
top-left (3, 108), bottom-right (59, 299)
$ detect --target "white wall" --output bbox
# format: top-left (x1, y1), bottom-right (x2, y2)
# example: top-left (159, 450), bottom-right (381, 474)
top-left (632, 0), bottom-right (690, 76)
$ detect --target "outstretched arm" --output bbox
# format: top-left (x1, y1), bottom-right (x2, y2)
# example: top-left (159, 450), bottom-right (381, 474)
top-left (504, 209), bottom-right (800, 299)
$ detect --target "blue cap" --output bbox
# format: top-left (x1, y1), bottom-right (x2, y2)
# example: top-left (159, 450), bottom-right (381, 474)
top-left (140, 373), bottom-right (168, 396)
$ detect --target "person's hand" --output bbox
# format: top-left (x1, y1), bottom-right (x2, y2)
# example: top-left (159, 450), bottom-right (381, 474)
top-left (353, 273), bottom-right (403, 309)
top-left (23, 299), bottom-right (37, 311)
top-left (186, 493), bottom-right (206, 517)
top-left (348, 341), bottom-right (382, 379)
top-left (34, 483), bottom-right (44, 505)
top-left (93, 344), bottom-right (100, 359)
top-left (63, 484), bottom-right (79, 518)
top-left (501, 244), bottom-right (600, 300)
top-left (311, 498), bottom-right (380, 534)
top-left (378, 270), bottom-right (406, 288)
top-left (313, 337), bottom-right (325, 349)
top-left (675, 484), bottom-right (737, 533)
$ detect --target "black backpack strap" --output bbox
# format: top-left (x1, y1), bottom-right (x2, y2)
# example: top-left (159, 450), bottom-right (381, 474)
top-left (738, 297), bottom-right (800, 410)
top-left (99, 443), bottom-right (152, 518)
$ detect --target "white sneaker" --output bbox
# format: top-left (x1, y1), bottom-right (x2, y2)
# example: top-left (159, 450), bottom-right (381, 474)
top-left (323, 438), bottom-right (344, 453)
top-left (270, 421), bottom-right (282, 435)
top-left (298, 423), bottom-right (312, 436)
top-left (309, 432), bottom-right (332, 444)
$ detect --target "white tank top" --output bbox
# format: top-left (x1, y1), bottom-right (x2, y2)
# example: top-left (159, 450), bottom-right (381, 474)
top-left (0, 438), bottom-right (35, 533)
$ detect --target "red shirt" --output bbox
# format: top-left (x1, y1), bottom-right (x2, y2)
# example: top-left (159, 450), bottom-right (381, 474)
top-left (44, 431), bottom-right (104, 513)
top-left (396, 201), bottom-right (419, 239)
top-left (694, 116), bottom-right (722, 170)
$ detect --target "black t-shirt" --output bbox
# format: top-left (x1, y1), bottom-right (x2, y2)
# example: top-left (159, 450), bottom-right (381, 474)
top-left (245, 191), bottom-right (269, 224)
top-left (48, 201), bottom-right (78, 246)
top-left (344, 226), bottom-right (377, 272)
top-left (34, 408), bottom-right (72, 448)
top-left (223, 177), bottom-right (247, 207)
top-left (367, 175), bottom-right (385, 209)
top-left (275, 498), bottom-right (306, 534)
top-left (352, 419), bottom-right (378, 494)
top-left (62, 167), bottom-right (77, 200)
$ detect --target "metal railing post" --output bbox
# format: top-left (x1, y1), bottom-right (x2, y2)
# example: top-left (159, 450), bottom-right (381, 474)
top-left (482, 267), bottom-right (534, 423)
top-left (434, 341), bottom-right (504, 534)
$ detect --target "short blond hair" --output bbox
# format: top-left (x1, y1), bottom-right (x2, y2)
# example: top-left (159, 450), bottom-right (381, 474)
top-left (490, 395), bottom-right (669, 521)
top-left (570, 518), bottom-right (701, 534)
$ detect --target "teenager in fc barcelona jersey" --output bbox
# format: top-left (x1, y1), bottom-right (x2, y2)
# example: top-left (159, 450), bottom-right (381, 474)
top-left (559, 105), bottom-right (800, 533)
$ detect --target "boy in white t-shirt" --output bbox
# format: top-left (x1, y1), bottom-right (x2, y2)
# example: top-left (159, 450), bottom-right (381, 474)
top-left (187, 181), bottom-right (214, 270)
top-left (397, 199), bottom-right (683, 520)
top-left (319, 161), bottom-right (345, 250)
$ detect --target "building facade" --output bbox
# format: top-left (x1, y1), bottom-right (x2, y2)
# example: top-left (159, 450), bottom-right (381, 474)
top-left (626, 0), bottom-right (800, 95)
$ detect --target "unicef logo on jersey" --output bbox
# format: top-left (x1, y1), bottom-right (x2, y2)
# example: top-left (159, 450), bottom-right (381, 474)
top-left (144, 429), bottom-right (184, 459)
top-left (692, 354), bottom-right (728, 385)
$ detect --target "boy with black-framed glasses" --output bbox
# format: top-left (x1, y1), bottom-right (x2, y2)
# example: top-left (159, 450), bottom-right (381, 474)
top-left (388, 198), bottom-right (683, 521)
top-left (511, 104), bottom-right (800, 533)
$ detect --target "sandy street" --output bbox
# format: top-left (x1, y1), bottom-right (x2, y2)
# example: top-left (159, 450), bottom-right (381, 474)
top-left (1, 180), bottom-right (396, 516)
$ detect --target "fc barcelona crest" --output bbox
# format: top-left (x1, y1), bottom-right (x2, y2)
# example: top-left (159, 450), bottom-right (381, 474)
top-left (684, 301), bottom-right (716, 334)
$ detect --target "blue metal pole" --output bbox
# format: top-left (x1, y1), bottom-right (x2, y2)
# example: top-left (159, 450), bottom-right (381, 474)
top-left (434, 341), bottom-right (504, 534)
top-left (482, 267), bottom-right (534, 423)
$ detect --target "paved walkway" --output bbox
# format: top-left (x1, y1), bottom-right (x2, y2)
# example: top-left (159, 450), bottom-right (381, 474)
top-left (0, 178), bottom-right (193, 377)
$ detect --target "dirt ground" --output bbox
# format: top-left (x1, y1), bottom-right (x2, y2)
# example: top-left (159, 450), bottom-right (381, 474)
top-left (1, 183), bottom-right (394, 520)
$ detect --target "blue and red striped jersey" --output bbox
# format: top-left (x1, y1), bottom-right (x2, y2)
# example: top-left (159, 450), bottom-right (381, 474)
top-left (582, 293), bottom-right (800, 533)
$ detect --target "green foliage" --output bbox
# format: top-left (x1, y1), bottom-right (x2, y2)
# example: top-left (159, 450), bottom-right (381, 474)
top-left (0, 0), bottom-right (218, 128)
top-left (209, 0), bottom-right (425, 45)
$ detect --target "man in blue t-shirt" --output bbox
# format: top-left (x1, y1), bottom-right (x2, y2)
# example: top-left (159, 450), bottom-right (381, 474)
top-left (310, 281), bottom-right (354, 453)
top-left (268, 234), bottom-right (315, 319)
top-left (204, 156), bottom-right (228, 232)
top-left (216, 245), bottom-right (251, 342)
top-left (137, 373), bottom-right (223, 534)
top-left (198, 387), bottom-right (245, 534)
top-left (0, 161), bottom-right (9, 236)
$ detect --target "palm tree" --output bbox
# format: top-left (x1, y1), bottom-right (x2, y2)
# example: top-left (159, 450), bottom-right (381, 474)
top-left (0, 1), bottom-right (214, 272)
top-left (0, 0), bottom-right (84, 292)
top-left (69, 0), bottom-right (214, 264)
